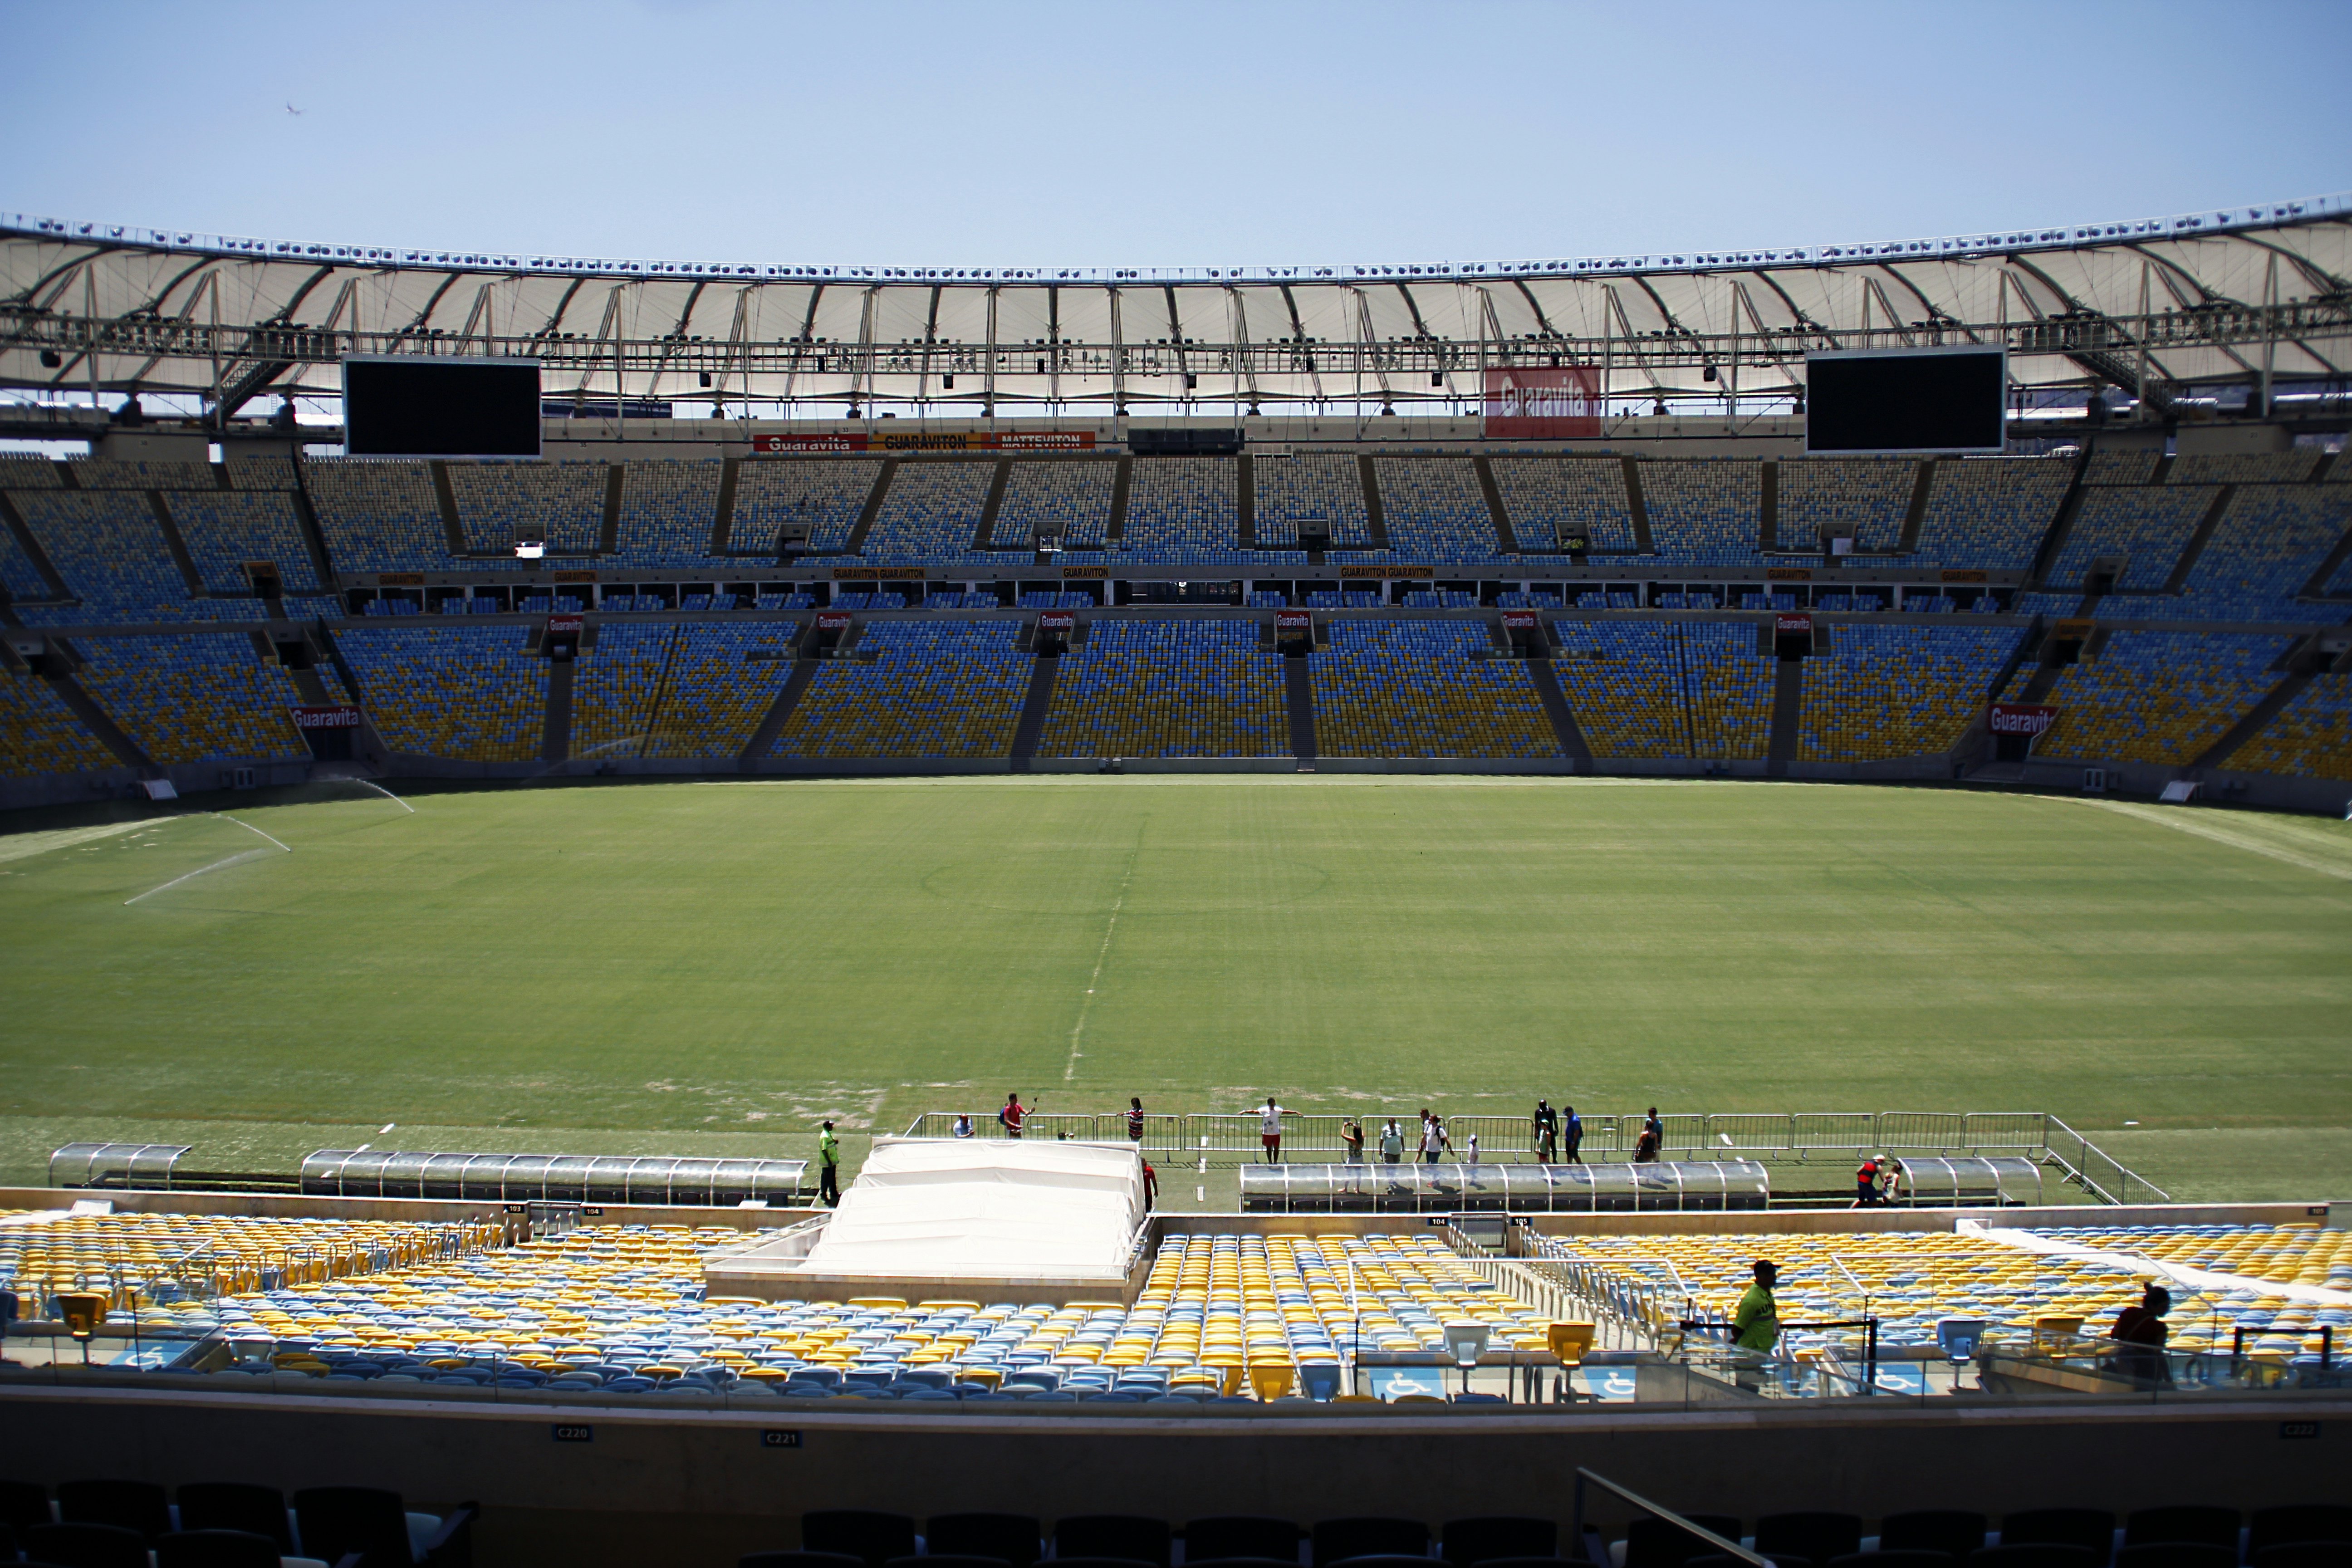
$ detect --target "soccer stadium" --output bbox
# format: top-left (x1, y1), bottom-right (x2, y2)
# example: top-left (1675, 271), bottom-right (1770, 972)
top-left (4, 58), bottom-right (2352, 1568)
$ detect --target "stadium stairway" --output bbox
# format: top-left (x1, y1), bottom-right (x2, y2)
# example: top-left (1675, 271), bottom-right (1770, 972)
top-left (974, 459), bottom-right (1012, 552)
top-left (1358, 455), bottom-right (1390, 549)
top-left (738, 647), bottom-right (823, 769)
top-left (1009, 650), bottom-right (1059, 771)
top-left (543, 657), bottom-right (573, 764)
top-left (1285, 657), bottom-right (1318, 767)
top-left (1765, 658), bottom-right (1804, 778)
top-left (1522, 650), bottom-right (1594, 765)
top-left (1472, 456), bottom-right (1519, 554)
top-left (28, 646), bottom-right (154, 771)
top-left (843, 459), bottom-right (899, 554)
top-left (2160, 485), bottom-right (2239, 593)
top-left (2194, 668), bottom-right (2317, 770)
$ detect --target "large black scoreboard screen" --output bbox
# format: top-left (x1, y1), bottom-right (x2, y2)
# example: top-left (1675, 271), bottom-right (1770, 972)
top-left (1804, 347), bottom-right (2006, 454)
top-left (343, 356), bottom-right (542, 458)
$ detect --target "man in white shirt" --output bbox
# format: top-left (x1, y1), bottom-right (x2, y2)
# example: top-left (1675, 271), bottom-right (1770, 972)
top-left (1258, 1097), bottom-right (1290, 1163)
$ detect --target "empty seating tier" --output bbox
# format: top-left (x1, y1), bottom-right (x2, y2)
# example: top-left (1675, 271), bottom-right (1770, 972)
top-left (1911, 460), bottom-right (2072, 571)
top-left (774, 621), bottom-right (1031, 758)
top-left (338, 626), bottom-right (549, 761)
top-left (73, 634), bottom-right (309, 764)
top-left (642, 624), bottom-right (802, 757)
top-left (1039, 619), bottom-right (1289, 758)
top-left (2228, 675), bottom-right (2352, 782)
top-left (995, 461), bottom-right (1116, 549)
top-left (1491, 458), bottom-right (1638, 552)
top-left (1641, 461), bottom-right (1763, 565)
top-left (2026, 630), bottom-right (2292, 764)
top-left (304, 461), bottom-right (455, 574)
top-left (1373, 458), bottom-right (1504, 561)
top-left (2171, 486), bottom-right (2351, 623)
top-left (568, 622), bottom-right (678, 760)
top-left (612, 459), bottom-right (722, 567)
top-left (2046, 487), bottom-right (2216, 593)
top-left (1253, 454), bottom-right (1370, 548)
top-left (1119, 457), bottom-right (1240, 557)
top-left (15, 492), bottom-right (193, 622)
top-left (1798, 626), bottom-right (2014, 763)
top-left (733, 459), bottom-right (884, 555)
top-left (164, 491), bottom-right (327, 597)
top-left (1553, 622), bottom-right (1774, 759)
top-left (0, 671), bottom-right (117, 774)
top-left (1312, 621), bottom-right (1558, 758)
top-left (448, 462), bottom-right (607, 554)
top-left (861, 461), bottom-right (995, 562)
top-left (1779, 458), bottom-right (1917, 553)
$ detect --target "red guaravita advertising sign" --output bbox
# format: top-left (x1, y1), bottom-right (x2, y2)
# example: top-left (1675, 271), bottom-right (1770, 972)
top-left (547, 615), bottom-right (585, 634)
top-left (751, 432), bottom-right (1096, 454)
top-left (1500, 611), bottom-right (1540, 630)
top-left (1482, 365), bottom-right (1601, 439)
top-left (1989, 703), bottom-right (2059, 737)
top-left (288, 706), bottom-right (361, 730)
top-left (1775, 612), bottom-right (1814, 636)
top-left (1038, 611), bottom-right (1078, 632)
top-left (1275, 610), bottom-right (1313, 632)
top-left (815, 612), bottom-right (853, 632)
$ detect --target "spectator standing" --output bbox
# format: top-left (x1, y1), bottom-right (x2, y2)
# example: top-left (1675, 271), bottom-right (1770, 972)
top-left (1853, 1157), bottom-right (1886, 1208)
top-left (818, 1121), bottom-right (842, 1206)
top-left (1127, 1097), bottom-right (1146, 1142)
top-left (1644, 1107), bottom-right (1665, 1152)
top-left (952, 1113), bottom-right (973, 1139)
top-left (1378, 1118), bottom-right (1405, 1168)
top-left (1000, 1093), bottom-right (1025, 1138)
top-left (1534, 1100), bottom-right (1557, 1163)
top-left (1421, 1115), bottom-right (1449, 1165)
top-left (2110, 1284), bottom-right (2172, 1384)
top-left (1140, 1158), bottom-right (1158, 1213)
top-left (1466, 1130), bottom-right (1480, 1164)
top-left (1562, 1103), bottom-right (1584, 1165)
top-left (1258, 1097), bottom-right (1290, 1163)
top-left (1341, 1116), bottom-right (1365, 1164)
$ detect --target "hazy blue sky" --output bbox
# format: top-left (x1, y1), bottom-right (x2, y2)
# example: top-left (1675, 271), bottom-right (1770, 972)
top-left (7, 0), bottom-right (2349, 268)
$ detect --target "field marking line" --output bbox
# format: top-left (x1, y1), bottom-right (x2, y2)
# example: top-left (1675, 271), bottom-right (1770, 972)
top-left (124, 846), bottom-right (280, 905)
top-left (2065, 797), bottom-right (2352, 882)
top-left (0, 819), bottom-right (154, 865)
top-left (1064, 819), bottom-right (1147, 1083)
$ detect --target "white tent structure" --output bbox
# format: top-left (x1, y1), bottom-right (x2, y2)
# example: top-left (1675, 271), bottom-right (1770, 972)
top-left (3, 192), bottom-right (2346, 419)
top-left (708, 1138), bottom-right (1151, 1304)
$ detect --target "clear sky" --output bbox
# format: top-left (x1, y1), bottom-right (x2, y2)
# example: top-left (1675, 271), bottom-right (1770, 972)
top-left (6, 0), bottom-right (2349, 269)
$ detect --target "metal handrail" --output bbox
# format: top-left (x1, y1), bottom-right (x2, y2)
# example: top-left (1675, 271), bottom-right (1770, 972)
top-left (1572, 1467), bottom-right (1769, 1568)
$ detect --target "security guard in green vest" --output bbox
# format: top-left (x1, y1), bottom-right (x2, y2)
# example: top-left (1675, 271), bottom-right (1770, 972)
top-left (818, 1121), bottom-right (841, 1206)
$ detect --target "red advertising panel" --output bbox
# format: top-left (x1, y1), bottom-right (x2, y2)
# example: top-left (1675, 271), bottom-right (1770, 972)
top-left (547, 615), bottom-right (584, 634)
top-left (1482, 365), bottom-right (1601, 439)
top-left (751, 431), bottom-right (1096, 454)
top-left (1500, 611), bottom-right (1540, 630)
top-left (1275, 610), bottom-right (1313, 633)
top-left (1038, 610), bottom-right (1078, 632)
top-left (1989, 703), bottom-right (2058, 737)
top-left (1775, 612), bottom-right (1814, 636)
top-left (288, 705), bottom-right (361, 730)
top-left (816, 612), bottom-right (853, 632)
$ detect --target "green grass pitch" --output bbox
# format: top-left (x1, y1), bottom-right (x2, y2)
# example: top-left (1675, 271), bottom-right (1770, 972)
top-left (2, 776), bottom-right (2348, 1201)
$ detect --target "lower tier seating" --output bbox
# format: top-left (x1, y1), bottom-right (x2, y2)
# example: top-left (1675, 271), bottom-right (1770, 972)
top-left (337, 626), bottom-right (549, 762)
top-left (1313, 621), bottom-right (1558, 758)
top-left (73, 634), bottom-right (309, 764)
top-left (1038, 619), bottom-right (1289, 758)
top-left (774, 622), bottom-right (1032, 758)
top-left (1552, 623), bottom-right (1775, 759)
top-left (1798, 626), bottom-right (2015, 763)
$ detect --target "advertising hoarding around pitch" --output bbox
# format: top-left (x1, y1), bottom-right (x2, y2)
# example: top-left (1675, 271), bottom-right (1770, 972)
top-left (1804, 347), bottom-right (2006, 454)
top-left (751, 432), bottom-right (1094, 454)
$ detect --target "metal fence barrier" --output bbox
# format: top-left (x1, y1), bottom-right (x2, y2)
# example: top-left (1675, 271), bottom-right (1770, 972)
top-left (895, 1108), bottom-right (2165, 1200)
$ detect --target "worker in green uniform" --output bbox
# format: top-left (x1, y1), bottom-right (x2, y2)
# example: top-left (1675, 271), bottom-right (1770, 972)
top-left (1733, 1259), bottom-right (1780, 1350)
top-left (818, 1120), bottom-right (842, 1206)
top-left (1729, 1258), bottom-right (1779, 1389)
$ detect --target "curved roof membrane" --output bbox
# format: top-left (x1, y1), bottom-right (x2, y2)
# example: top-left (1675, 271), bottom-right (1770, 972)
top-left (4, 195), bottom-right (2347, 413)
